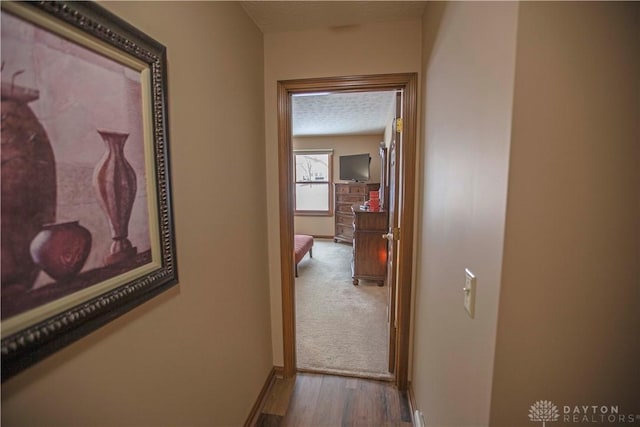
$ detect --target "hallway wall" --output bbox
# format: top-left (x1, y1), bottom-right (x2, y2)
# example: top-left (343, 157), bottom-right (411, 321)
top-left (414, 2), bottom-right (639, 426)
top-left (1, 3), bottom-right (272, 426)
top-left (413, 2), bottom-right (519, 425)
top-left (264, 20), bottom-right (422, 365)
top-left (491, 2), bottom-right (640, 423)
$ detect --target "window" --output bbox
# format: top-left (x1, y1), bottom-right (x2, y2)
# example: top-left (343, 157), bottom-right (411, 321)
top-left (294, 150), bottom-right (333, 215)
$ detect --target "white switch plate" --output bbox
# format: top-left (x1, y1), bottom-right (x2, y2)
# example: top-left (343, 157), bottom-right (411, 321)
top-left (414, 410), bottom-right (426, 427)
top-left (464, 268), bottom-right (476, 318)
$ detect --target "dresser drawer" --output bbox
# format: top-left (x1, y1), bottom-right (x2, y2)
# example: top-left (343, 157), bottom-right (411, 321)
top-left (349, 185), bottom-right (367, 194)
top-left (336, 202), bottom-right (357, 214)
top-left (353, 210), bottom-right (387, 230)
top-left (335, 213), bottom-right (353, 225)
top-left (338, 194), bottom-right (364, 203)
top-left (336, 184), bottom-right (351, 194)
top-left (336, 223), bottom-right (354, 239)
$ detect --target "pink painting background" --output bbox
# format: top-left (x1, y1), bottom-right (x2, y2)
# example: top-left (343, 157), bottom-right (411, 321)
top-left (1, 11), bottom-right (152, 288)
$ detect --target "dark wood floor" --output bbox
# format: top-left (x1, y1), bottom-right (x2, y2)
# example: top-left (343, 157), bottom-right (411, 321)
top-left (257, 373), bottom-right (413, 427)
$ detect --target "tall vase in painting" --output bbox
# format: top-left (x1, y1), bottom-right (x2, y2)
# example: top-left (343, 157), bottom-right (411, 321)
top-left (1, 80), bottom-right (57, 294)
top-left (93, 130), bottom-right (137, 266)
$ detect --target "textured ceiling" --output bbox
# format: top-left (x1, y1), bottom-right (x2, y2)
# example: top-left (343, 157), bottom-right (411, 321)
top-left (240, 1), bottom-right (427, 33)
top-left (293, 91), bottom-right (396, 136)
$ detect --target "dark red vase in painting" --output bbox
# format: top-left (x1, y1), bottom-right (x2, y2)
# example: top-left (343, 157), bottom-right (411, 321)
top-left (1, 82), bottom-right (56, 293)
top-left (93, 130), bottom-right (138, 266)
top-left (30, 221), bottom-right (92, 282)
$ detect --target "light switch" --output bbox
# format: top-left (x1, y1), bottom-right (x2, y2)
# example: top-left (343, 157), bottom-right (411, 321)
top-left (464, 268), bottom-right (476, 318)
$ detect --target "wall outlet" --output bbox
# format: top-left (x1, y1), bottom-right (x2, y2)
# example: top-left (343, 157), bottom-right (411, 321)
top-left (414, 410), bottom-right (426, 427)
top-left (464, 268), bottom-right (476, 318)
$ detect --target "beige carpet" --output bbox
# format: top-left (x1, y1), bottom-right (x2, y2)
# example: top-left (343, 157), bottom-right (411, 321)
top-left (295, 239), bottom-right (390, 377)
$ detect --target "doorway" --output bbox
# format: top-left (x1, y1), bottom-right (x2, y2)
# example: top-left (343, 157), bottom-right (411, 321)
top-left (292, 91), bottom-right (395, 377)
top-left (277, 73), bottom-right (418, 390)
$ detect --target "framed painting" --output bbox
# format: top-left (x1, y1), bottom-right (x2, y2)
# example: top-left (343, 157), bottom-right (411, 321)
top-left (1, 1), bottom-right (178, 380)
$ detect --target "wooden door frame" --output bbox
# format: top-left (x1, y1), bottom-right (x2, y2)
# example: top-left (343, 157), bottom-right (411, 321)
top-left (277, 73), bottom-right (418, 391)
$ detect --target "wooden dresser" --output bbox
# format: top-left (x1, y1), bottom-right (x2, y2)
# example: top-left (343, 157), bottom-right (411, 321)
top-left (351, 206), bottom-right (388, 285)
top-left (334, 182), bottom-right (379, 244)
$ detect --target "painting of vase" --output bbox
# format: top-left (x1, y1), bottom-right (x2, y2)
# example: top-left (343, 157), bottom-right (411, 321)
top-left (1, 9), bottom-right (153, 321)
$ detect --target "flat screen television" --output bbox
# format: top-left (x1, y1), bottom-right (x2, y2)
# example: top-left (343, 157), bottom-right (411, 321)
top-left (340, 153), bottom-right (371, 182)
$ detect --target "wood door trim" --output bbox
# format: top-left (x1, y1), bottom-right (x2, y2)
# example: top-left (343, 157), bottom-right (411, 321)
top-left (296, 366), bottom-right (393, 382)
top-left (277, 81), bottom-right (296, 378)
top-left (395, 73), bottom-right (418, 390)
top-left (277, 73), bottom-right (418, 390)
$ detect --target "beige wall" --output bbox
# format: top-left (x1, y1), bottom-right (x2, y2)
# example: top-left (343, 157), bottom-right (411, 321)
top-left (413, 2), bottom-right (518, 425)
top-left (293, 134), bottom-right (383, 236)
top-left (264, 20), bottom-right (422, 365)
top-left (491, 2), bottom-right (640, 425)
top-left (1, 2), bottom-right (272, 426)
top-left (414, 1), bottom-right (639, 426)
